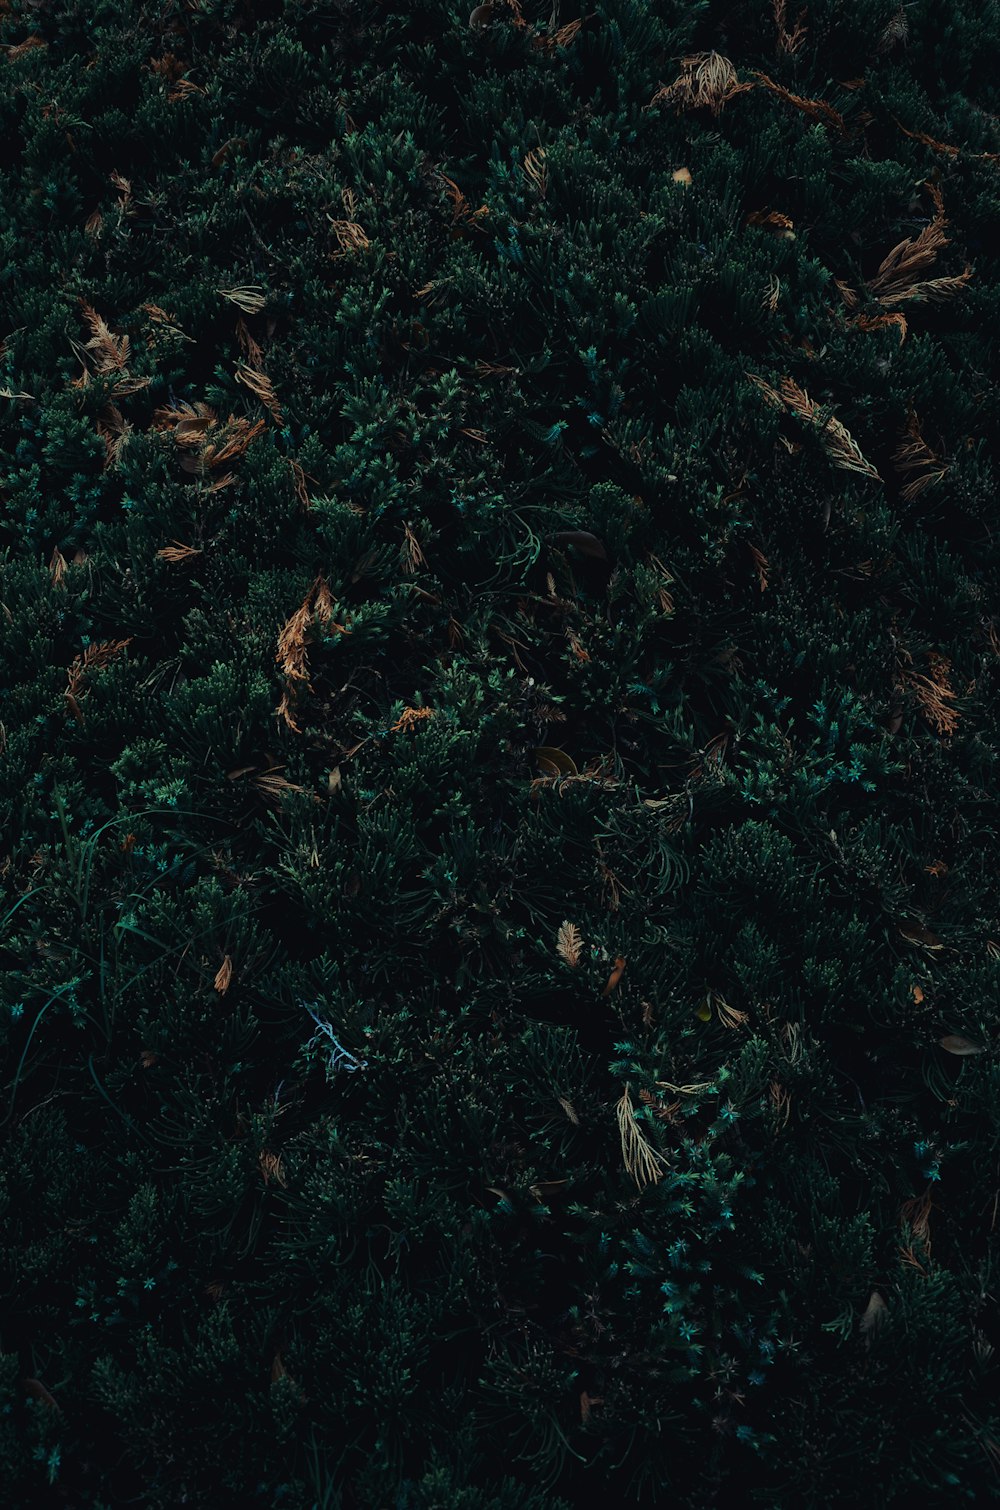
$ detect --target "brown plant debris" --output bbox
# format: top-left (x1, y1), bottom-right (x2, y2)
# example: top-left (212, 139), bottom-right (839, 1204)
top-left (556, 921), bottom-right (584, 968)
top-left (892, 411), bottom-right (949, 500)
top-left (65, 639), bottom-right (133, 724)
top-left (867, 190), bottom-right (973, 306)
top-left (390, 706), bottom-right (435, 734)
top-left (275, 575), bottom-right (350, 731)
top-left (616, 1084), bottom-right (667, 1189)
top-left (155, 541), bottom-right (203, 563)
top-left (650, 52), bottom-right (751, 116)
top-left (235, 362), bottom-right (284, 423)
top-left (750, 374), bottom-right (882, 480)
top-left (773, 0), bottom-right (807, 53)
top-left (753, 72), bottom-right (845, 131)
top-left (901, 649), bottom-right (961, 736)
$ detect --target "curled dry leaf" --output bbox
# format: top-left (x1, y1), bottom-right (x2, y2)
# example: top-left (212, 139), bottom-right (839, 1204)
top-left (938, 1034), bottom-right (985, 1056)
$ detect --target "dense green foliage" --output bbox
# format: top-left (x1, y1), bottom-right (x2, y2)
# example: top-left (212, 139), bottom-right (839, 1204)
top-left (2, 0), bottom-right (1000, 1503)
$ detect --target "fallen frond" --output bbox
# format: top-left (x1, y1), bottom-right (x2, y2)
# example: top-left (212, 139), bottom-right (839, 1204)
top-left (650, 52), bottom-right (751, 116)
top-left (617, 1085), bottom-right (667, 1189)
top-left (892, 411), bottom-right (948, 500)
top-left (218, 285), bottom-right (267, 313)
top-left (556, 921), bottom-right (584, 968)
top-left (750, 374), bottom-right (882, 480)
top-left (235, 363), bottom-right (284, 423)
top-left (753, 71), bottom-right (845, 130)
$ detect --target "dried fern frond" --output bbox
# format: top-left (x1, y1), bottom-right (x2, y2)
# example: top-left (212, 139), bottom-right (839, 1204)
top-left (214, 955), bottom-right (233, 994)
top-left (773, 0), bottom-right (807, 53)
top-left (850, 311), bottom-right (908, 343)
top-left (556, 920), bottom-right (584, 968)
top-left (866, 197), bottom-right (970, 306)
top-left (218, 284), bottom-right (267, 314)
top-left (156, 542), bottom-right (202, 563)
top-left (275, 576), bottom-right (349, 729)
top-left (78, 299), bottom-right (130, 372)
top-left (522, 148), bottom-right (547, 196)
top-left (616, 1084), bottom-right (667, 1190)
top-left (65, 638), bottom-right (132, 723)
top-left (906, 652), bottom-right (961, 736)
top-left (892, 411), bottom-right (948, 500)
top-left (753, 71), bottom-right (845, 130)
top-left (235, 363), bottom-right (284, 423)
top-left (651, 52), bottom-right (750, 116)
top-left (750, 374), bottom-right (882, 480)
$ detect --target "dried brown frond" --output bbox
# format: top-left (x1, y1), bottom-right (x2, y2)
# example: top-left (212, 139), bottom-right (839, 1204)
top-left (890, 116), bottom-right (960, 157)
top-left (892, 411), bottom-right (948, 500)
top-left (402, 521), bottom-right (426, 574)
top-left (329, 194), bottom-right (371, 256)
top-left (899, 1187), bottom-right (934, 1251)
top-left (154, 399), bottom-right (217, 436)
top-left (96, 403), bottom-right (132, 469)
top-left (746, 209), bottom-right (794, 232)
top-left (214, 955), bottom-right (233, 994)
top-left (769, 1080), bottom-right (792, 1130)
top-left (259, 1149), bottom-right (287, 1187)
top-left (850, 311), bottom-right (908, 342)
top-left (49, 546), bottom-right (68, 589)
top-left (915, 651), bottom-right (961, 735)
top-left (868, 194), bottom-right (971, 306)
top-left (617, 1084), bottom-right (667, 1189)
top-left (276, 576), bottom-right (350, 729)
top-left (4, 36), bottom-right (48, 61)
top-left (748, 542), bottom-right (769, 591)
top-left (204, 472), bottom-right (236, 494)
top-left (209, 416), bottom-right (266, 468)
top-left (834, 278), bottom-right (859, 308)
top-left (65, 638), bottom-right (132, 723)
top-left (156, 541), bottom-right (202, 563)
top-left (556, 920), bottom-right (584, 968)
top-left (522, 148), bottom-right (547, 196)
top-left (253, 767), bottom-right (307, 799)
top-left (762, 274), bottom-right (782, 312)
top-left (753, 71), bottom-right (845, 130)
top-left (277, 600), bottom-right (315, 688)
top-left (169, 78), bottom-right (206, 101)
top-left (235, 363), bottom-right (284, 423)
top-left (235, 315), bottom-right (265, 370)
top-left (773, 0), bottom-right (807, 53)
top-left (651, 52), bottom-right (751, 116)
top-left (78, 300), bottom-right (130, 372)
top-left (150, 52), bottom-right (186, 81)
top-left (288, 458), bottom-right (312, 510)
top-left (750, 373), bottom-right (882, 480)
top-left (218, 285), bottom-right (267, 314)
top-left (715, 994), bottom-right (749, 1029)
top-left (390, 706), bottom-right (435, 734)
top-left (532, 16), bottom-right (582, 51)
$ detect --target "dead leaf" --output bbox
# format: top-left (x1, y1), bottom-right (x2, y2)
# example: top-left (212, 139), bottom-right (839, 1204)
top-left (602, 957), bottom-right (626, 997)
top-left (860, 1290), bottom-right (888, 1334)
top-left (556, 921), bottom-right (584, 968)
top-left (534, 746), bottom-right (579, 777)
top-left (939, 1034), bottom-right (985, 1056)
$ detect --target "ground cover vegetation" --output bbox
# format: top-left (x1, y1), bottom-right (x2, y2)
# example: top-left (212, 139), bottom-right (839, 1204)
top-left (1, 0), bottom-right (1000, 1503)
